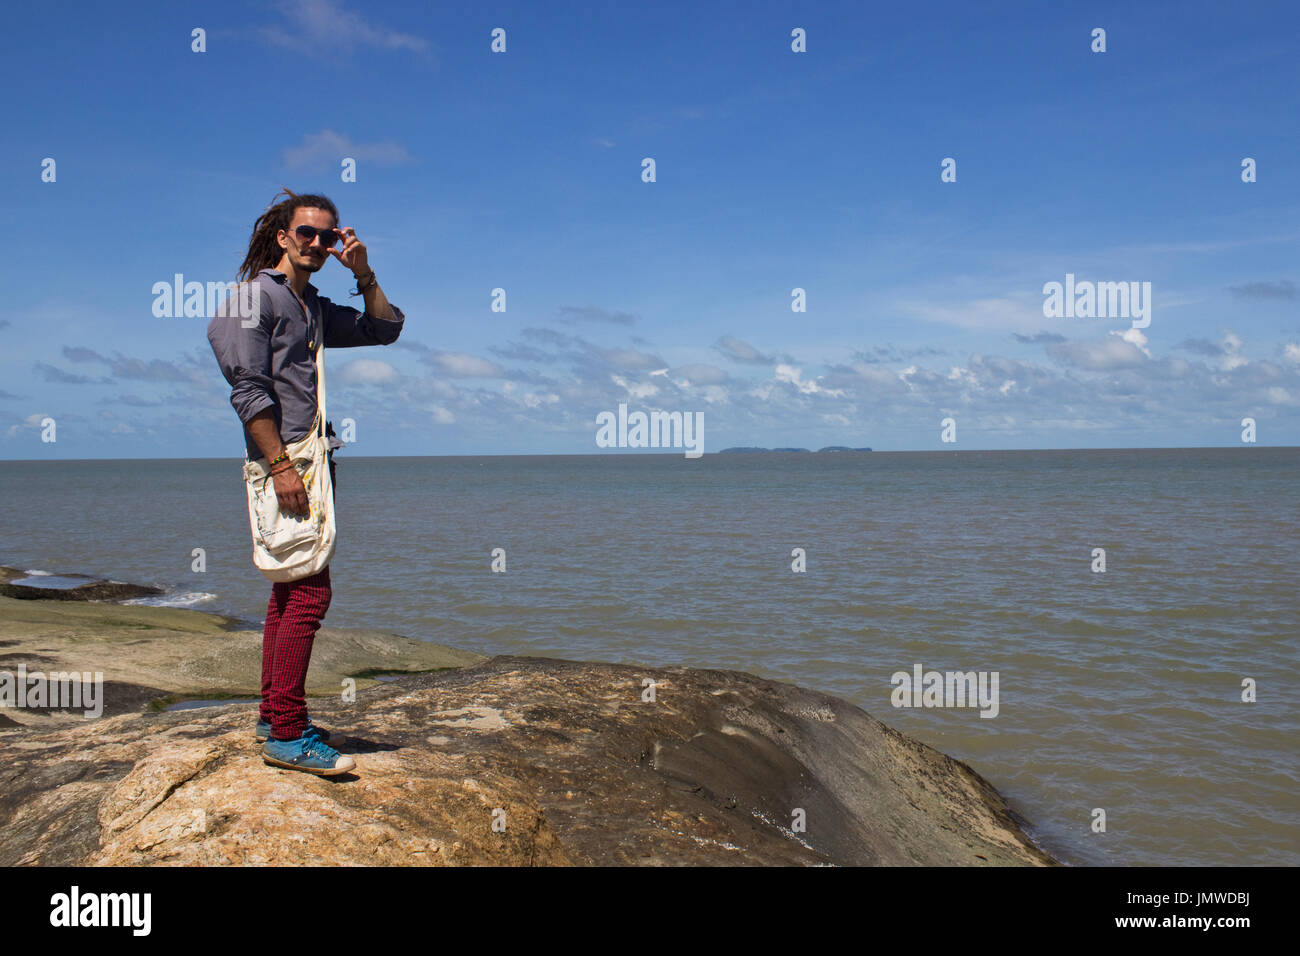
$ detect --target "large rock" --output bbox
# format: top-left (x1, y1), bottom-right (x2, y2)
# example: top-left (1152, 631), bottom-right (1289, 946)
top-left (0, 565), bottom-right (162, 602)
top-left (0, 656), bottom-right (1056, 866)
top-left (0, 593), bottom-right (483, 727)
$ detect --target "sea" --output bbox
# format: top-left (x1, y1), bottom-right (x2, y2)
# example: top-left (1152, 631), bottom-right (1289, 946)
top-left (1, 448), bottom-right (1296, 867)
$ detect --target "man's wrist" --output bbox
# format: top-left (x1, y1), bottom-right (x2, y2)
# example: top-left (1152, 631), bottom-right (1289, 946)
top-left (350, 269), bottom-right (378, 297)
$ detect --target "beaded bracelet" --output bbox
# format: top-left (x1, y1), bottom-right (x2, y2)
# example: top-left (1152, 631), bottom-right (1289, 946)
top-left (349, 270), bottom-right (377, 297)
top-left (269, 451), bottom-right (290, 468)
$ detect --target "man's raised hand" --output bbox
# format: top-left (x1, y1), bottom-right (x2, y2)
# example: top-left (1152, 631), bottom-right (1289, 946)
top-left (328, 226), bottom-right (370, 277)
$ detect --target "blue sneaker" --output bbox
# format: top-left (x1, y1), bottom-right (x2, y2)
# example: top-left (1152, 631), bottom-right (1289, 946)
top-left (255, 718), bottom-right (347, 748)
top-left (262, 733), bottom-right (356, 776)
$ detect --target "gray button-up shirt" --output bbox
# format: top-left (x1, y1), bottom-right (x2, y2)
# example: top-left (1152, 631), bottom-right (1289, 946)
top-left (206, 268), bottom-right (404, 460)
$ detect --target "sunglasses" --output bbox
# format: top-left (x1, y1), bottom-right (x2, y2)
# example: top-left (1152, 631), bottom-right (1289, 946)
top-left (288, 224), bottom-right (340, 249)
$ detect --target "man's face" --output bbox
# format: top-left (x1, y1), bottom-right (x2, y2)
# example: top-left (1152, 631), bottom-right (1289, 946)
top-left (278, 206), bottom-right (337, 274)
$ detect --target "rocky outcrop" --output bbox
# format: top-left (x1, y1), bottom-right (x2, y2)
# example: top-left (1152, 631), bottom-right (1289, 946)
top-left (0, 565), bottom-right (162, 602)
top-left (0, 655), bottom-right (1057, 866)
top-left (0, 593), bottom-right (483, 727)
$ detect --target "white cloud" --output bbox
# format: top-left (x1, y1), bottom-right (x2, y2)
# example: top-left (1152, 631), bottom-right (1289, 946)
top-left (1047, 336), bottom-right (1148, 370)
top-left (947, 366), bottom-right (979, 387)
top-left (260, 0), bottom-right (429, 54)
top-left (898, 295), bottom-right (1047, 333)
top-left (429, 352), bottom-right (505, 378)
top-left (1111, 326), bottom-right (1151, 357)
top-left (283, 129), bottom-right (414, 169)
top-left (5, 412), bottom-right (48, 438)
top-left (714, 336), bottom-right (773, 365)
top-left (597, 347), bottom-right (664, 370)
top-left (610, 374), bottom-right (659, 400)
top-left (846, 362), bottom-right (908, 391)
top-left (1221, 331), bottom-right (1247, 371)
top-left (335, 358), bottom-right (400, 385)
top-left (668, 363), bottom-right (729, 387)
top-left (774, 364), bottom-right (846, 397)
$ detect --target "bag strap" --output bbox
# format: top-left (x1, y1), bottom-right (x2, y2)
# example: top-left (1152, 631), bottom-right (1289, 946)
top-left (314, 341), bottom-right (327, 438)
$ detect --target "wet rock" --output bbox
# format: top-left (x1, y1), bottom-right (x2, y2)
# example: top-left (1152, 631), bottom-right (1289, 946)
top-left (0, 593), bottom-right (484, 730)
top-left (0, 566), bottom-right (163, 602)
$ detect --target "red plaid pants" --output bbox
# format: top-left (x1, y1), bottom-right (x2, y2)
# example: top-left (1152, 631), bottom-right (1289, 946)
top-left (259, 566), bottom-right (332, 740)
top-left (257, 452), bottom-right (337, 740)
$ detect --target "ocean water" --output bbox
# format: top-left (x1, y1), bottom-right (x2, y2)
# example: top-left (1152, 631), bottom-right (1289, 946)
top-left (1, 448), bottom-right (1296, 866)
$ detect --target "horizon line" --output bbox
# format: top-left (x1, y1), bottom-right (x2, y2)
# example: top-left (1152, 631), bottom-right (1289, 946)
top-left (0, 444), bottom-right (1293, 463)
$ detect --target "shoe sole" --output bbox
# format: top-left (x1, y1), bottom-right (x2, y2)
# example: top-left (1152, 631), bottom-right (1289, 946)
top-left (262, 754), bottom-right (357, 776)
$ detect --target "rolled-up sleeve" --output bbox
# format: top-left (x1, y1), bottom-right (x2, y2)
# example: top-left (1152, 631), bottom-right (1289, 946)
top-left (320, 295), bottom-right (404, 348)
top-left (206, 303), bottom-right (276, 426)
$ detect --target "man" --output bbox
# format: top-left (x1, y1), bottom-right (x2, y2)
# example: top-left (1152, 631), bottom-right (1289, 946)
top-left (207, 189), bottom-right (404, 776)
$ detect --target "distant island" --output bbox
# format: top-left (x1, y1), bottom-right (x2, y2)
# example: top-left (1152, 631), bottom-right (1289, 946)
top-left (718, 446), bottom-right (873, 454)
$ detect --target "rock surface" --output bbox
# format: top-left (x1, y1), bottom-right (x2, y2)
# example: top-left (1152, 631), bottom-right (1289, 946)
top-left (0, 593), bottom-right (483, 727)
top-left (0, 565), bottom-right (162, 602)
top-left (0, 655), bottom-right (1057, 866)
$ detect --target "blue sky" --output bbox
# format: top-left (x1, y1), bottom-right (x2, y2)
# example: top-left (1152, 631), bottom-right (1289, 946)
top-left (2, 0), bottom-right (1298, 458)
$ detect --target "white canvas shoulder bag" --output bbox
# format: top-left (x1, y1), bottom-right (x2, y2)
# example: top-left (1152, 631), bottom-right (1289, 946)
top-left (242, 343), bottom-right (337, 582)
